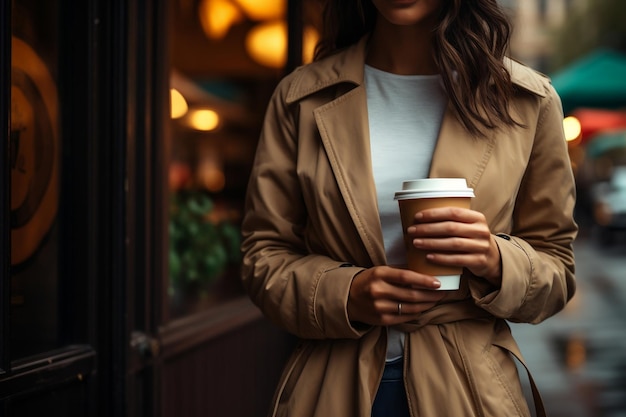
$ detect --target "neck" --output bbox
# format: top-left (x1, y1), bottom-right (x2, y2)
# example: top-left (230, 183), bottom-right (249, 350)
top-left (366, 19), bottom-right (438, 75)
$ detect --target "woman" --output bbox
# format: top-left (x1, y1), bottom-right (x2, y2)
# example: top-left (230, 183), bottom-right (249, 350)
top-left (241, 0), bottom-right (577, 416)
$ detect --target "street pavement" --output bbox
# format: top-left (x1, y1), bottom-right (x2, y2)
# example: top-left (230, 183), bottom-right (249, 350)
top-left (510, 229), bottom-right (626, 417)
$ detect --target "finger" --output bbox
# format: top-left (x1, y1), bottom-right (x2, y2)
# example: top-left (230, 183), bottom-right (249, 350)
top-left (397, 300), bottom-right (442, 316)
top-left (409, 221), bottom-right (489, 239)
top-left (381, 268), bottom-right (442, 290)
top-left (378, 300), bottom-right (441, 325)
top-left (392, 285), bottom-right (449, 304)
top-left (413, 236), bottom-right (491, 253)
top-left (414, 207), bottom-right (481, 223)
top-left (373, 303), bottom-right (436, 326)
top-left (425, 252), bottom-right (487, 268)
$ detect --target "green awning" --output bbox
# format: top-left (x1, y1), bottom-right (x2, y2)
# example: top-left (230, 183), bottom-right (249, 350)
top-left (551, 49), bottom-right (626, 115)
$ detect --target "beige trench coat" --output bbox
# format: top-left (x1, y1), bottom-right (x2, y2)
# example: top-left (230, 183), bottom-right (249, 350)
top-left (241, 37), bottom-right (577, 417)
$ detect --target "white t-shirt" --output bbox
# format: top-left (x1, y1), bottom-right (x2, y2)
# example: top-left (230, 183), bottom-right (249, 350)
top-left (364, 64), bottom-right (447, 361)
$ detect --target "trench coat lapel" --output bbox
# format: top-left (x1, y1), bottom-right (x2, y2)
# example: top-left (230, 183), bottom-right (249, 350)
top-left (313, 86), bottom-right (387, 266)
top-left (312, 98), bottom-right (497, 266)
top-left (429, 105), bottom-right (497, 189)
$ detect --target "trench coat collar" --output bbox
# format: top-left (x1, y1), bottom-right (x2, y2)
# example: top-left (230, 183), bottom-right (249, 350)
top-left (286, 36), bottom-right (547, 104)
top-left (285, 37), bottom-right (548, 266)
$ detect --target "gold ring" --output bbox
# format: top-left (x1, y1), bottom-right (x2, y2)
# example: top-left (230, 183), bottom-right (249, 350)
top-left (398, 303), bottom-right (402, 316)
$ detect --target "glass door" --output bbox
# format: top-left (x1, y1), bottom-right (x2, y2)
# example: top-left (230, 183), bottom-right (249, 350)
top-left (10, 0), bottom-right (63, 361)
top-left (1, 0), bottom-right (98, 415)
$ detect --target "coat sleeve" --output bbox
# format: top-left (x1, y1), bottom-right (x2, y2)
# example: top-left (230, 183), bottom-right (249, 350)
top-left (470, 84), bottom-right (578, 324)
top-left (240, 76), bottom-right (367, 340)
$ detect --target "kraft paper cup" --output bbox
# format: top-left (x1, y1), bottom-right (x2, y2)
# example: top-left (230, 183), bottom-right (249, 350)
top-left (394, 178), bottom-right (475, 290)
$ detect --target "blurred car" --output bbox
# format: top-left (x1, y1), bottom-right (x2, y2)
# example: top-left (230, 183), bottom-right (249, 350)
top-left (591, 165), bottom-right (626, 244)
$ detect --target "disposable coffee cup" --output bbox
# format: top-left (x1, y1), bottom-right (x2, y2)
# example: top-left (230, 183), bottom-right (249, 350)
top-left (394, 178), bottom-right (475, 290)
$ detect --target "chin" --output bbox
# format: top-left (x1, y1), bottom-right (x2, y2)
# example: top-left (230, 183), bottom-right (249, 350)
top-left (373, 0), bottom-right (442, 27)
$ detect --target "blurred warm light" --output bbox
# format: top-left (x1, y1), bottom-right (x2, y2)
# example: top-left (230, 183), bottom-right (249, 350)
top-left (170, 88), bottom-right (188, 119)
top-left (189, 109), bottom-right (220, 131)
top-left (246, 21), bottom-right (320, 68)
top-left (565, 336), bottom-right (587, 371)
top-left (235, 0), bottom-right (285, 21)
top-left (563, 116), bottom-right (582, 143)
top-left (199, 0), bottom-right (243, 39)
top-left (246, 21), bottom-right (287, 68)
top-left (303, 26), bottom-right (319, 64)
top-left (198, 160), bottom-right (226, 192)
top-left (169, 162), bottom-right (193, 190)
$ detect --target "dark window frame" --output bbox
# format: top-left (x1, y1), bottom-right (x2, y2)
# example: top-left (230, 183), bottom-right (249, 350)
top-left (1, 0), bottom-right (12, 376)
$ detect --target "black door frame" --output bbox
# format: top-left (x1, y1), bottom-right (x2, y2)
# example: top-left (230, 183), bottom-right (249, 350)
top-left (93, 0), bottom-right (169, 415)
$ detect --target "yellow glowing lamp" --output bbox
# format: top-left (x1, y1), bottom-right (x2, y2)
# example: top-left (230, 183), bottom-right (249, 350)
top-left (563, 116), bottom-right (582, 143)
top-left (189, 109), bottom-right (220, 131)
top-left (235, 0), bottom-right (285, 21)
top-left (170, 88), bottom-right (188, 119)
top-left (245, 21), bottom-right (287, 68)
top-left (199, 161), bottom-right (226, 192)
top-left (246, 21), bottom-right (320, 69)
top-left (199, 0), bottom-right (243, 39)
top-left (302, 26), bottom-right (319, 64)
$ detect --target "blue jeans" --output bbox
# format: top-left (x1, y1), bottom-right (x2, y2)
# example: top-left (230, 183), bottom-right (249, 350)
top-left (371, 357), bottom-right (411, 417)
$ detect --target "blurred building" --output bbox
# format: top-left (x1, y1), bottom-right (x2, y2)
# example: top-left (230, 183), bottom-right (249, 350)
top-left (501, 0), bottom-right (588, 71)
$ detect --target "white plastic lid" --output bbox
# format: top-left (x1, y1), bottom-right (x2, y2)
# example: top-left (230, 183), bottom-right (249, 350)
top-left (394, 178), bottom-right (475, 200)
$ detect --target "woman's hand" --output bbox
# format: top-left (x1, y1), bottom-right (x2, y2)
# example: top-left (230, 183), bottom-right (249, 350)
top-left (347, 266), bottom-right (445, 326)
top-left (407, 206), bottom-right (502, 284)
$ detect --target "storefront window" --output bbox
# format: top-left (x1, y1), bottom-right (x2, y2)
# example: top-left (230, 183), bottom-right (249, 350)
top-left (167, 0), bottom-right (321, 318)
top-left (10, 0), bottom-right (62, 359)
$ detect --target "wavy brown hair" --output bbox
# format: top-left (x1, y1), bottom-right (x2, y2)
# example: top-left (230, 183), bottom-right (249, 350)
top-left (314, 0), bottom-right (523, 137)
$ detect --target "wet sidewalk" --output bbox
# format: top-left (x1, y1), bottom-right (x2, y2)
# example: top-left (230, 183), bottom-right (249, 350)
top-left (511, 232), bottom-right (626, 417)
